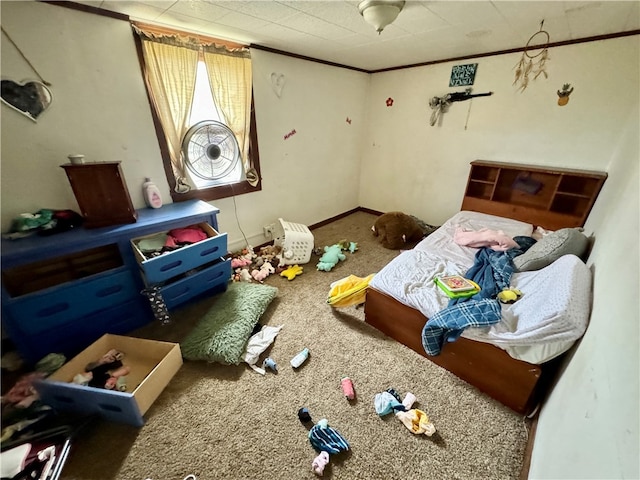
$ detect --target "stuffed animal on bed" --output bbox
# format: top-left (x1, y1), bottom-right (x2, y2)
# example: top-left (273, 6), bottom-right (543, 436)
top-left (372, 212), bottom-right (425, 250)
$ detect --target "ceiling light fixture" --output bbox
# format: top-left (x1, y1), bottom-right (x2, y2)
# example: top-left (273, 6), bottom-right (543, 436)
top-left (358, 0), bottom-right (405, 34)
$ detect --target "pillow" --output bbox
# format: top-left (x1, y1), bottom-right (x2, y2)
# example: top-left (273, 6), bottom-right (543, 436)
top-left (513, 228), bottom-right (589, 272)
top-left (181, 282), bottom-right (278, 364)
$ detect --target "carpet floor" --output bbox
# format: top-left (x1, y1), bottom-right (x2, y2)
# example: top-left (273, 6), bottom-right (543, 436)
top-left (59, 211), bottom-right (528, 480)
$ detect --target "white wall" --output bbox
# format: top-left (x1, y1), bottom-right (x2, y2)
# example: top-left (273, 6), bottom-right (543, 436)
top-left (530, 107), bottom-right (639, 479)
top-left (0, 2), bottom-right (169, 224)
top-left (359, 37), bottom-right (640, 226)
top-left (217, 49), bottom-right (368, 251)
top-left (0, 1), bottom-right (369, 252)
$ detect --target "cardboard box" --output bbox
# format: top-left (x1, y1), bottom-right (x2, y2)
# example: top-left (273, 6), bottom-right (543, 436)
top-left (35, 334), bottom-right (182, 426)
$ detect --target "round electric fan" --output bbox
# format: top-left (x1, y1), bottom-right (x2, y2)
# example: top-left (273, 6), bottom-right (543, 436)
top-left (181, 120), bottom-right (240, 181)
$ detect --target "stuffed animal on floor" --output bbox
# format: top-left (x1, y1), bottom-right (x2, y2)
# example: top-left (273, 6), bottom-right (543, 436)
top-left (233, 268), bottom-right (253, 282)
top-left (281, 264), bottom-right (304, 280)
top-left (316, 244), bottom-right (346, 271)
top-left (259, 244), bottom-right (282, 269)
top-left (372, 212), bottom-right (425, 250)
top-left (251, 262), bottom-right (275, 282)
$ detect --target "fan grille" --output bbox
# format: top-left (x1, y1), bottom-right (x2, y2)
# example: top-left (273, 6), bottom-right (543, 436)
top-left (182, 120), bottom-right (240, 181)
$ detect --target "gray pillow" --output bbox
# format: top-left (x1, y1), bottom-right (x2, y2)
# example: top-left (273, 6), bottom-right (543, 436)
top-left (513, 228), bottom-right (589, 272)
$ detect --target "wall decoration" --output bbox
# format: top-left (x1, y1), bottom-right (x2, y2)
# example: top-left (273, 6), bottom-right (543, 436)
top-left (557, 83), bottom-right (574, 106)
top-left (1, 26), bottom-right (53, 122)
top-left (270, 72), bottom-right (286, 98)
top-left (386, 97), bottom-right (394, 107)
top-left (428, 88), bottom-right (493, 127)
top-left (284, 129), bottom-right (296, 140)
top-left (513, 21), bottom-right (550, 93)
top-left (449, 63), bottom-right (478, 87)
top-left (1, 79), bottom-right (52, 122)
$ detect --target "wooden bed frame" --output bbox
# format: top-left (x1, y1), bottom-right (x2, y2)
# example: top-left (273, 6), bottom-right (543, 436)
top-left (364, 160), bottom-right (607, 415)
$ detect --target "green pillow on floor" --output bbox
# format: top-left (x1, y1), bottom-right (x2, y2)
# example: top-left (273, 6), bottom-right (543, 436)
top-left (181, 282), bottom-right (278, 364)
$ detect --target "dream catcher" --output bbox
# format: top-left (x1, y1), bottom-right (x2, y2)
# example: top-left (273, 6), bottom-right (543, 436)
top-left (513, 21), bottom-right (550, 93)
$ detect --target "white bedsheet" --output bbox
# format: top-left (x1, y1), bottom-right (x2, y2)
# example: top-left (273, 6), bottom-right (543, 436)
top-left (369, 211), bottom-right (591, 364)
top-left (370, 210), bottom-right (533, 318)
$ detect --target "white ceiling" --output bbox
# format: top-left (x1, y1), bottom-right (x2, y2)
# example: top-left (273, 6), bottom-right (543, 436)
top-left (75, 1), bottom-right (639, 71)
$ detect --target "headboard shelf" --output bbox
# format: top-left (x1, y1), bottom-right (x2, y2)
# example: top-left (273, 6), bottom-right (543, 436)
top-left (462, 160), bottom-right (607, 230)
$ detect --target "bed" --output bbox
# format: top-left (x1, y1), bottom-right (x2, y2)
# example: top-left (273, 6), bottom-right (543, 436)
top-left (364, 161), bottom-right (606, 415)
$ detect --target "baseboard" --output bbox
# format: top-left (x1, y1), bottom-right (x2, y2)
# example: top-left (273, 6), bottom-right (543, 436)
top-left (357, 206), bottom-right (384, 216)
top-left (307, 207), bottom-right (382, 230)
top-left (251, 207), bottom-right (382, 252)
top-left (519, 412), bottom-right (538, 480)
top-left (307, 207), bottom-right (360, 230)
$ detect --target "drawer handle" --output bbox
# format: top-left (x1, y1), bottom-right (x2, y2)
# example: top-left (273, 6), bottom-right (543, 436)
top-left (167, 286), bottom-right (190, 300)
top-left (98, 403), bottom-right (123, 412)
top-left (200, 246), bottom-right (220, 257)
top-left (96, 285), bottom-right (124, 297)
top-left (205, 270), bottom-right (225, 283)
top-left (160, 260), bottom-right (182, 272)
top-left (52, 394), bottom-right (74, 404)
top-left (36, 303), bottom-right (70, 318)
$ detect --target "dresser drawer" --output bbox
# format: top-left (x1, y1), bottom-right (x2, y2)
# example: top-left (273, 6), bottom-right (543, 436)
top-left (35, 334), bottom-right (182, 427)
top-left (8, 267), bottom-right (140, 336)
top-left (11, 298), bottom-right (151, 365)
top-left (132, 223), bottom-right (227, 284)
top-left (161, 259), bottom-right (231, 309)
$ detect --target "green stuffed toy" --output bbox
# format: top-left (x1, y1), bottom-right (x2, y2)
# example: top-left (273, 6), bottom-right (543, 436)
top-left (316, 244), bottom-right (346, 271)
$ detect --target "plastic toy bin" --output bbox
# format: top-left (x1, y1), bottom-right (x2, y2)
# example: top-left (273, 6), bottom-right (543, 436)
top-left (34, 334), bottom-right (182, 427)
top-left (273, 218), bottom-right (314, 265)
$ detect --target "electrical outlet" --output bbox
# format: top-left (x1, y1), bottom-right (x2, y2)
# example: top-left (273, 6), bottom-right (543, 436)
top-left (263, 224), bottom-right (275, 237)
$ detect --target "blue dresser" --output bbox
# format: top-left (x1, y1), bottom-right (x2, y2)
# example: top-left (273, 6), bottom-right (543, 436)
top-left (1, 200), bottom-right (230, 365)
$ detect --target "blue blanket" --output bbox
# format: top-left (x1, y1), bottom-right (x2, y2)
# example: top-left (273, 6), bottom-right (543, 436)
top-left (421, 236), bottom-right (535, 356)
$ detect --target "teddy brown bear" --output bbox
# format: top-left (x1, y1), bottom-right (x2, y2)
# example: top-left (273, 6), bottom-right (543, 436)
top-left (372, 211), bottom-right (426, 250)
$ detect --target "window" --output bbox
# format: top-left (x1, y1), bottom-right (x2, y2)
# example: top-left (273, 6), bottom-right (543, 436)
top-left (184, 60), bottom-right (243, 190)
top-left (132, 22), bottom-right (261, 202)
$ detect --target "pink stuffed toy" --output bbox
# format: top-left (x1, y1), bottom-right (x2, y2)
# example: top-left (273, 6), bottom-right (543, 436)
top-left (231, 257), bottom-right (252, 269)
top-left (251, 262), bottom-right (274, 282)
top-left (312, 451), bottom-right (330, 476)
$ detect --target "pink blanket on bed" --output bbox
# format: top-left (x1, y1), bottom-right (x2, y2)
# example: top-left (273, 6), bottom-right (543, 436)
top-left (453, 228), bottom-right (519, 251)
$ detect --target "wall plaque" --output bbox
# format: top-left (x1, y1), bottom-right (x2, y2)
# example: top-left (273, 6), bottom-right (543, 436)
top-left (449, 63), bottom-right (478, 87)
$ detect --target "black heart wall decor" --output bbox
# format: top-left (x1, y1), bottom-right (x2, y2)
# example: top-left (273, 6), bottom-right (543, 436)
top-left (1, 79), bottom-right (52, 122)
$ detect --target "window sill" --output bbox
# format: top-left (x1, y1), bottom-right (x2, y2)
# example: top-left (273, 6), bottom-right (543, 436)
top-left (169, 179), bottom-right (261, 202)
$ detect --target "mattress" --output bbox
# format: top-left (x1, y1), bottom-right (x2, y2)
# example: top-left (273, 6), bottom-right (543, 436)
top-left (368, 211), bottom-right (592, 364)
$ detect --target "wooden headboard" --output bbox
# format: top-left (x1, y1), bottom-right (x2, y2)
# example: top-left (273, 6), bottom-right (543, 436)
top-left (461, 160), bottom-right (607, 231)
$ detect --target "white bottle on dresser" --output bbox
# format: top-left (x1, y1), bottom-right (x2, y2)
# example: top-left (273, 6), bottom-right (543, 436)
top-left (142, 177), bottom-right (163, 209)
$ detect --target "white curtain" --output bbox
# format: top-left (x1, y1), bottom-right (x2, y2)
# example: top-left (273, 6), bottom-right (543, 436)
top-left (132, 24), bottom-right (253, 191)
top-left (202, 46), bottom-right (252, 175)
